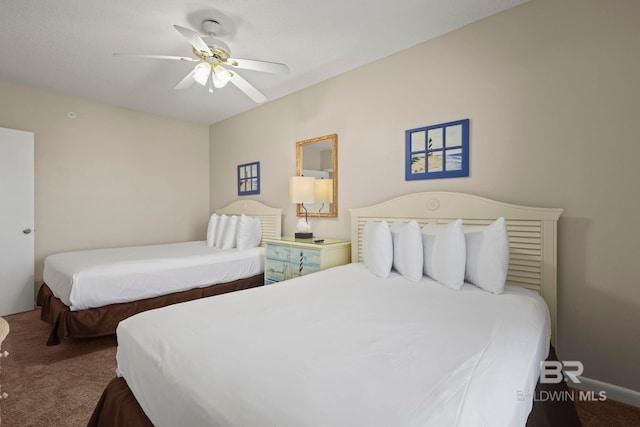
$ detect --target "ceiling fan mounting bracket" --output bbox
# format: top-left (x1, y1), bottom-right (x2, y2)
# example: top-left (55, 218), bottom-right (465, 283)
top-left (201, 19), bottom-right (221, 36)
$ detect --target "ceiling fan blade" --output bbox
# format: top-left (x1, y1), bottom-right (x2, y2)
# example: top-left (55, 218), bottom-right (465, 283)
top-left (114, 53), bottom-right (197, 62)
top-left (174, 69), bottom-right (196, 90)
top-left (229, 72), bottom-right (267, 103)
top-left (227, 57), bottom-right (290, 74)
top-left (173, 25), bottom-right (212, 56)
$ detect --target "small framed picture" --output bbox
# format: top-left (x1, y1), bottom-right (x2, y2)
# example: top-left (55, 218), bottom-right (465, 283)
top-left (405, 119), bottom-right (469, 181)
top-left (238, 161), bottom-right (260, 195)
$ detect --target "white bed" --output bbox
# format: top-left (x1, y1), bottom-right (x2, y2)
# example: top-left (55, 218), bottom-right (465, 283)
top-left (116, 264), bottom-right (551, 427)
top-left (37, 199), bottom-right (282, 344)
top-left (97, 192), bottom-right (564, 426)
top-left (44, 242), bottom-right (265, 311)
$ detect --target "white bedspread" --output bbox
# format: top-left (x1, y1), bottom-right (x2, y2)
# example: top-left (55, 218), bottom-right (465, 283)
top-left (116, 263), bottom-right (550, 427)
top-left (43, 241), bottom-right (264, 311)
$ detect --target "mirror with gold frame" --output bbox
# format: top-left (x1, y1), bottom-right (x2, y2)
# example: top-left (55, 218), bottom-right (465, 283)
top-left (296, 134), bottom-right (337, 218)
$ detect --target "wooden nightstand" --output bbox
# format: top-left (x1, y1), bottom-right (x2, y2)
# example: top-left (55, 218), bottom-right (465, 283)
top-left (264, 237), bottom-right (351, 284)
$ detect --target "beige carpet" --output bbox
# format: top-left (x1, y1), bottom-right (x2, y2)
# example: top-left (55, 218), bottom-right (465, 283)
top-left (573, 394), bottom-right (640, 427)
top-left (0, 309), bottom-right (116, 427)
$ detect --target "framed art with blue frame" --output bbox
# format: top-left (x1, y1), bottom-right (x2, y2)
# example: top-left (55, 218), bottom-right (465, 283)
top-left (405, 119), bottom-right (469, 181)
top-left (237, 161), bottom-right (260, 195)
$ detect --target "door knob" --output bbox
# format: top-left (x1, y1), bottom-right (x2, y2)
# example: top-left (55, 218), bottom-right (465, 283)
top-left (23, 228), bottom-right (32, 234)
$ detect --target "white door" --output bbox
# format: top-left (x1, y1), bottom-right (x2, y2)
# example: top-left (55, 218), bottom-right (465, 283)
top-left (0, 127), bottom-right (34, 315)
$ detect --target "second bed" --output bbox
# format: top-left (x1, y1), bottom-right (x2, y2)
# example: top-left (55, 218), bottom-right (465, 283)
top-left (37, 199), bottom-right (281, 345)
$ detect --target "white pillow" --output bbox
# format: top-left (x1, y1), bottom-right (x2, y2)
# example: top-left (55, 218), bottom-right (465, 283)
top-left (213, 214), bottom-right (228, 248)
top-left (236, 214), bottom-right (262, 250)
top-left (206, 213), bottom-right (219, 247)
top-left (390, 220), bottom-right (423, 281)
top-left (464, 217), bottom-right (509, 294)
top-left (362, 221), bottom-right (393, 278)
top-left (421, 219), bottom-right (466, 290)
top-left (220, 215), bottom-right (239, 249)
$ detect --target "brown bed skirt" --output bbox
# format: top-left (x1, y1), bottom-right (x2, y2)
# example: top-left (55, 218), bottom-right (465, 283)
top-left (37, 274), bottom-right (264, 346)
top-left (88, 345), bottom-right (581, 427)
top-left (87, 376), bottom-right (154, 427)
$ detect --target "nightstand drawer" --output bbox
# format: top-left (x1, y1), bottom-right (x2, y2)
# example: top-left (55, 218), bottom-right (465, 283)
top-left (265, 243), bottom-right (320, 282)
top-left (266, 244), bottom-right (320, 267)
top-left (263, 238), bottom-right (350, 285)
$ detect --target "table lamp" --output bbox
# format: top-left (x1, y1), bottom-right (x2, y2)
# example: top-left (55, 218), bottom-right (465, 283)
top-left (290, 176), bottom-right (315, 239)
top-left (314, 178), bottom-right (333, 212)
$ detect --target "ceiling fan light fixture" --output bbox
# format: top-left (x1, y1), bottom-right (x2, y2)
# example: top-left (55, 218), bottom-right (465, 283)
top-left (212, 65), bottom-right (231, 88)
top-left (193, 62), bottom-right (211, 86)
top-left (212, 77), bottom-right (226, 89)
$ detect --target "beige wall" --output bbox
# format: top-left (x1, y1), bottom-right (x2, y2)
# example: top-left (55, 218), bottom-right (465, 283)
top-left (0, 81), bottom-right (210, 285)
top-left (210, 0), bottom-right (640, 391)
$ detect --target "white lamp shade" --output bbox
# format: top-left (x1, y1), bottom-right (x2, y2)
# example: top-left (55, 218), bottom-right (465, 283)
top-left (290, 176), bottom-right (315, 203)
top-left (314, 179), bottom-right (333, 203)
top-left (193, 63), bottom-right (211, 86)
top-left (212, 64), bottom-right (231, 88)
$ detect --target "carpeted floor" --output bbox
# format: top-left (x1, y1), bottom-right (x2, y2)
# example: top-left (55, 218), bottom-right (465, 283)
top-left (1, 308), bottom-right (639, 426)
top-left (573, 395), bottom-right (640, 427)
top-left (1, 309), bottom-right (117, 426)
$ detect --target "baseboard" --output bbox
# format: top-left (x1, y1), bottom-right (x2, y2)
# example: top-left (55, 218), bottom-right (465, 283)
top-left (572, 376), bottom-right (640, 408)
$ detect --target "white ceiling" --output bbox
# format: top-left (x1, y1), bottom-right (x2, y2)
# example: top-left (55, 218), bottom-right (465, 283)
top-left (0, 0), bottom-right (526, 125)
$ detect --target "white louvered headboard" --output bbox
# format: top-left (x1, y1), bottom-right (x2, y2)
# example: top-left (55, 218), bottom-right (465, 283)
top-left (215, 199), bottom-right (282, 245)
top-left (349, 192), bottom-right (562, 346)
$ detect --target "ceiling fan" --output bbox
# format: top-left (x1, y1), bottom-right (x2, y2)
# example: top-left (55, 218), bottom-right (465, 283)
top-left (115, 20), bottom-right (290, 103)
